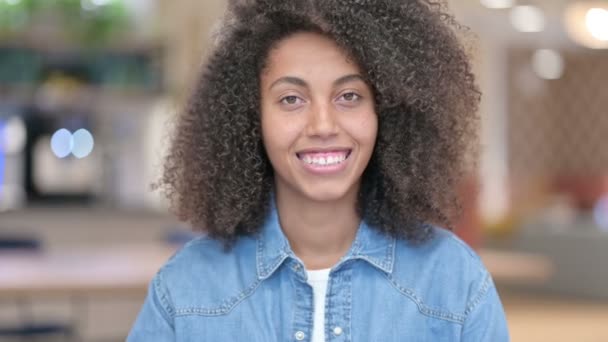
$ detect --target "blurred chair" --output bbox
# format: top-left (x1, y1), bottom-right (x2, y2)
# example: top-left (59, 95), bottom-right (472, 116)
top-left (0, 235), bottom-right (75, 341)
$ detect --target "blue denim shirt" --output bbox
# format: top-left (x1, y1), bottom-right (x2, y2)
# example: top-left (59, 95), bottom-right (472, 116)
top-left (128, 205), bottom-right (509, 341)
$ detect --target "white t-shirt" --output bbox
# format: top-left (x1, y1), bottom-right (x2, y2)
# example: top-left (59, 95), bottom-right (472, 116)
top-left (306, 268), bottom-right (331, 342)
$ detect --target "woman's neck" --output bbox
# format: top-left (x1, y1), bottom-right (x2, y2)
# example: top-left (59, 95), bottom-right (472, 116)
top-left (274, 184), bottom-right (361, 270)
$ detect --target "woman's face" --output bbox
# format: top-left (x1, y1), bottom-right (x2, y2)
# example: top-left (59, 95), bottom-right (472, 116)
top-left (260, 32), bottom-right (378, 203)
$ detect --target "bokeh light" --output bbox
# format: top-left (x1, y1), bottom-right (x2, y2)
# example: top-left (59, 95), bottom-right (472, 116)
top-left (510, 5), bottom-right (546, 33)
top-left (1, 116), bottom-right (27, 155)
top-left (564, 3), bottom-right (608, 49)
top-left (586, 8), bottom-right (608, 41)
top-left (71, 128), bottom-right (95, 158)
top-left (480, 0), bottom-right (514, 10)
top-left (50, 128), bottom-right (73, 158)
top-left (532, 49), bottom-right (565, 80)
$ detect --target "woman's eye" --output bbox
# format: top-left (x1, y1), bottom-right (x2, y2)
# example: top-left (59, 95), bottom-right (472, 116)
top-left (280, 95), bottom-right (302, 105)
top-left (339, 92), bottom-right (361, 102)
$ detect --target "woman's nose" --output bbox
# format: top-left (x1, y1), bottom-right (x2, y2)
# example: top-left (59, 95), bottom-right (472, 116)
top-left (305, 103), bottom-right (339, 138)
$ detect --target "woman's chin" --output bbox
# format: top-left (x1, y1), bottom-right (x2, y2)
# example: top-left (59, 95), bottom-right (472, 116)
top-left (300, 185), bottom-right (355, 203)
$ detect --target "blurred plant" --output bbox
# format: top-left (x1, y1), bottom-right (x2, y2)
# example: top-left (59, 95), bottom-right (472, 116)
top-left (0, 0), bottom-right (131, 46)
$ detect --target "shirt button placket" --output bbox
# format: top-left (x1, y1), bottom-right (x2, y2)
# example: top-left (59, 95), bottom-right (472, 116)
top-left (333, 326), bottom-right (343, 336)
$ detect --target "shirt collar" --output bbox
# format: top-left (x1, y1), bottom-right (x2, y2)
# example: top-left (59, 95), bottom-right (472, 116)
top-left (255, 199), bottom-right (396, 280)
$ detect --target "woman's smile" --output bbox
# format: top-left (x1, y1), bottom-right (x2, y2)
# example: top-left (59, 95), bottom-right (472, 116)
top-left (296, 148), bottom-right (353, 175)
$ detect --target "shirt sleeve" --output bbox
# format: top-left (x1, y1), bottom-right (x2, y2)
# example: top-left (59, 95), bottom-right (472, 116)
top-left (127, 272), bottom-right (176, 341)
top-left (461, 272), bottom-right (510, 341)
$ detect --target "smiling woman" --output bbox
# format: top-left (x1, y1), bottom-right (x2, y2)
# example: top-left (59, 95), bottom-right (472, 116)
top-left (128, 1), bottom-right (509, 341)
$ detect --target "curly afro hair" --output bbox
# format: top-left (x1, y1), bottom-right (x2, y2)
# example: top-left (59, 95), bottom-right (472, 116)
top-left (158, 0), bottom-right (481, 249)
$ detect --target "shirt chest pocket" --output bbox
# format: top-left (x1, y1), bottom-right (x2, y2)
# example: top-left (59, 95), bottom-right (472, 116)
top-left (173, 304), bottom-right (289, 342)
top-left (349, 275), bottom-right (465, 341)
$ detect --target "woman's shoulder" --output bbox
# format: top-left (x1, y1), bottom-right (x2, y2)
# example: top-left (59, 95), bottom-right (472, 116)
top-left (395, 225), bottom-right (485, 272)
top-left (390, 226), bottom-right (494, 321)
top-left (151, 235), bottom-right (260, 314)
top-left (396, 225), bottom-right (489, 281)
top-left (161, 234), bottom-right (257, 276)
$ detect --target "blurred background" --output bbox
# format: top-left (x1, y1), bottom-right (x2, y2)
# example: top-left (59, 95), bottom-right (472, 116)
top-left (0, 0), bottom-right (606, 341)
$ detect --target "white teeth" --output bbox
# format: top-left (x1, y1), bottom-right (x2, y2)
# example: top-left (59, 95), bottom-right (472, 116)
top-left (300, 153), bottom-right (348, 166)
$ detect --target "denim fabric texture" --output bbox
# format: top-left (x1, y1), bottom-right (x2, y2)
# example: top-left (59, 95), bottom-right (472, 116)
top-left (128, 202), bottom-right (509, 341)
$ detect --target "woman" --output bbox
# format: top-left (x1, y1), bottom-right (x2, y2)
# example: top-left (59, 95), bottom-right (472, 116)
top-left (128, 0), bottom-right (509, 340)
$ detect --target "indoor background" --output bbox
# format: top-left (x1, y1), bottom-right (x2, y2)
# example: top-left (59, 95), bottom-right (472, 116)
top-left (0, 0), bottom-right (607, 341)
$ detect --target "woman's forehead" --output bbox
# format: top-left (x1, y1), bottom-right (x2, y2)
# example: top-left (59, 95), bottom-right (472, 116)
top-left (262, 32), bottom-right (361, 85)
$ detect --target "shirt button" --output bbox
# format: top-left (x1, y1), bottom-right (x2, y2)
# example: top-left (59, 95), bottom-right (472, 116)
top-left (333, 326), bottom-right (343, 335)
top-left (295, 331), bottom-right (306, 340)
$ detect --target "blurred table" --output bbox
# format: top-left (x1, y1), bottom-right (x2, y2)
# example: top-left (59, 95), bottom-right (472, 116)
top-left (0, 244), bottom-right (176, 299)
top-left (502, 289), bottom-right (608, 342)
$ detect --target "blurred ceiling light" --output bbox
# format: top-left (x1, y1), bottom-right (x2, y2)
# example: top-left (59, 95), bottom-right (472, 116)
top-left (564, 2), bottom-right (608, 49)
top-left (531, 49), bottom-right (565, 80)
top-left (1, 116), bottom-right (27, 155)
top-left (71, 129), bottom-right (95, 159)
top-left (480, 0), bottom-right (514, 9)
top-left (50, 129), bottom-right (73, 159)
top-left (586, 8), bottom-right (608, 41)
top-left (510, 5), bottom-right (545, 32)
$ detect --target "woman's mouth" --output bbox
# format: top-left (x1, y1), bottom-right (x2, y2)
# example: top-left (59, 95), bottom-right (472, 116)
top-left (295, 149), bottom-right (352, 174)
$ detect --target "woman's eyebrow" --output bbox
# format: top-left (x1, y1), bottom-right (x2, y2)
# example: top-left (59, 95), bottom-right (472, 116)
top-left (333, 74), bottom-right (365, 87)
top-left (268, 76), bottom-right (308, 90)
top-left (268, 74), bottom-right (365, 91)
